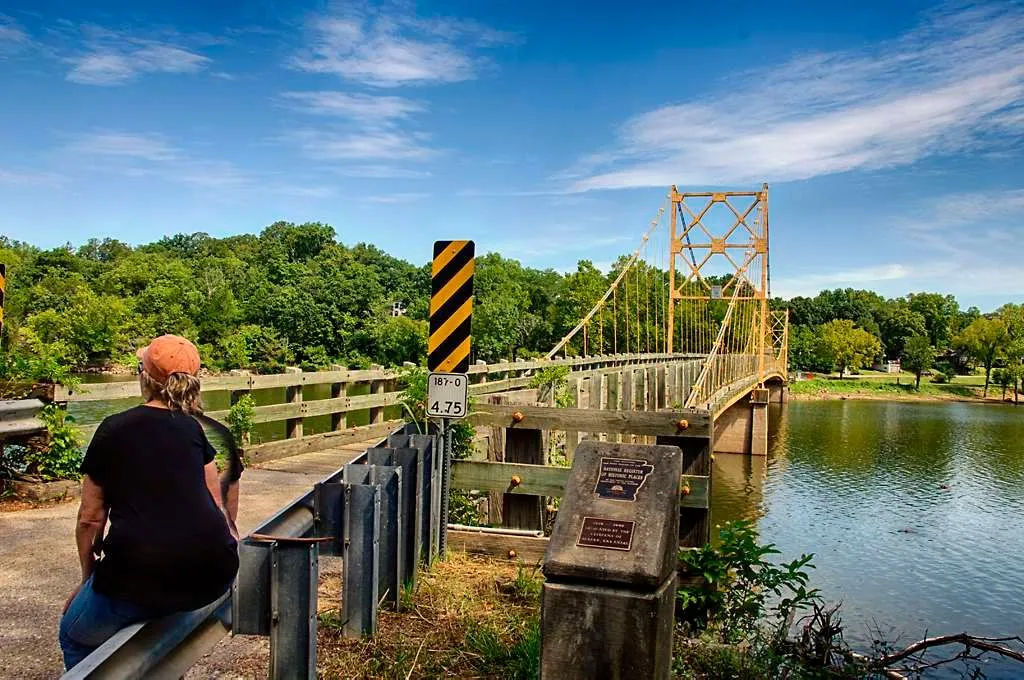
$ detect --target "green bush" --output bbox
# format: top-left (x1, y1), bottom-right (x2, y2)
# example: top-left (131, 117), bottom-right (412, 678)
top-left (227, 394), bottom-right (255, 444)
top-left (678, 519), bottom-right (820, 644)
top-left (20, 405), bottom-right (84, 481)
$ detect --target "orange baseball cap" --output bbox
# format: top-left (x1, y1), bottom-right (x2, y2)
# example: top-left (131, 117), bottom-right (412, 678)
top-left (137, 334), bottom-right (201, 384)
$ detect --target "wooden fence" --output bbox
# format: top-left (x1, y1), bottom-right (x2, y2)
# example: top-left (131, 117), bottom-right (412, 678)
top-left (449, 400), bottom-right (714, 560)
top-left (56, 353), bottom-right (693, 461)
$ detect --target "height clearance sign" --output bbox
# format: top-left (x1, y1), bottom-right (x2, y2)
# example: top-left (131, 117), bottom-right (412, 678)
top-left (427, 240), bottom-right (474, 419)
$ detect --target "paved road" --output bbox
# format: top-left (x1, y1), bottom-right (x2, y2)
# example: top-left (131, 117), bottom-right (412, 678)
top-left (0, 445), bottom-right (363, 679)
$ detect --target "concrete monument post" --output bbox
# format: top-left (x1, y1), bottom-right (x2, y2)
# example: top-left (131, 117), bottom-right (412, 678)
top-left (540, 440), bottom-right (682, 680)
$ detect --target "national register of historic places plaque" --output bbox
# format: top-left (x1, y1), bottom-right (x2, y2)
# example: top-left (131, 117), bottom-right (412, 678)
top-left (594, 457), bottom-right (654, 501)
top-left (576, 517), bottom-right (635, 551)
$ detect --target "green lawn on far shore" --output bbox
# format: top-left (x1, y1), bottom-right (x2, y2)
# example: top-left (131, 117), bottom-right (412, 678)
top-left (788, 374), bottom-right (1008, 401)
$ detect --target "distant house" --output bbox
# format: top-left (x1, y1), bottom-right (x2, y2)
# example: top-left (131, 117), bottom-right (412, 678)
top-left (872, 359), bottom-right (901, 373)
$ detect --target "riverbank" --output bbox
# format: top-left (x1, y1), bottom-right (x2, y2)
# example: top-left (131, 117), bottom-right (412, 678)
top-left (788, 377), bottom-right (1019, 405)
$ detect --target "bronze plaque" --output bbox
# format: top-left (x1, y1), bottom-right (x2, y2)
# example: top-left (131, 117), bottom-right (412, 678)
top-left (594, 457), bottom-right (654, 502)
top-left (576, 517), bottom-right (635, 551)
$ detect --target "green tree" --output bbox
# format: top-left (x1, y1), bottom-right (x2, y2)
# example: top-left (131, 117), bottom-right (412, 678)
top-left (879, 302), bottom-right (927, 359)
top-left (818, 319), bottom-right (882, 378)
top-left (908, 292), bottom-right (960, 348)
top-left (954, 317), bottom-right (1009, 398)
top-left (370, 315), bottom-right (428, 366)
top-left (901, 335), bottom-right (933, 389)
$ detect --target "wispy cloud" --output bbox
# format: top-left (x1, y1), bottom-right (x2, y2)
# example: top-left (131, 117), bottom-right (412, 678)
top-left (66, 130), bottom-right (250, 189)
top-left (337, 165), bottom-right (432, 179)
top-left (271, 184), bottom-right (336, 199)
top-left (773, 264), bottom-right (913, 298)
top-left (776, 187), bottom-right (1024, 302)
top-left (0, 168), bottom-right (62, 186)
top-left (291, 8), bottom-right (514, 87)
top-left (281, 91), bottom-right (424, 122)
top-left (566, 2), bottom-right (1024, 192)
top-left (67, 131), bottom-right (180, 161)
top-left (288, 129), bottom-right (434, 161)
top-left (363, 192), bottom-right (430, 203)
top-left (0, 15), bottom-right (31, 54)
top-left (66, 26), bottom-right (211, 85)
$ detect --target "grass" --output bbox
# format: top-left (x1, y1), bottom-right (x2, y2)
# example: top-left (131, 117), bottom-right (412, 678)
top-left (789, 375), bottom-right (996, 401)
top-left (316, 552), bottom-right (542, 678)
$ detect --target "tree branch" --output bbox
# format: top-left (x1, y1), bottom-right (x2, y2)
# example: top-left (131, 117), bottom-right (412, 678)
top-left (874, 633), bottom-right (1024, 668)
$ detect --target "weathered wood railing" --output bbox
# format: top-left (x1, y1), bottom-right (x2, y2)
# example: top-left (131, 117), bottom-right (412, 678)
top-left (449, 400), bottom-right (715, 561)
top-left (57, 353), bottom-right (695, 460)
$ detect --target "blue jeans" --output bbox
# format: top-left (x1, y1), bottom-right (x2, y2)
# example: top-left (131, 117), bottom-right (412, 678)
top-left (58, 576), bottom-right (158, 670)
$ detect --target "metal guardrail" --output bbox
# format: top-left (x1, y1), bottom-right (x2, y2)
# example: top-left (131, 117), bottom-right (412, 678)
top-left (62, 422), bottom-right (448, 680)
top-left (0, 398), bottom-right (46, 440)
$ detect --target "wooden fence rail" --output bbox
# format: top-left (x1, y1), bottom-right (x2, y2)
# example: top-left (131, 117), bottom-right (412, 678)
top-left (60, 353), bottom-right (698, 457)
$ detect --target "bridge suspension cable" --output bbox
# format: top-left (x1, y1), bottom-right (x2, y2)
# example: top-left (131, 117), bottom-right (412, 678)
top-left (546, 203), bottom-right (666, 359)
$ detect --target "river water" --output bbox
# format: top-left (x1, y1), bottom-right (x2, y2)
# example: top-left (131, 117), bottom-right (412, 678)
top-left (71, 380), bottom-right (1023, 675)
top-left (712, 400), bottom-right (1024, 678)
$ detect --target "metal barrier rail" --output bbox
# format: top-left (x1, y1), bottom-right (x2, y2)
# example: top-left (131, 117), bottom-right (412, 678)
top-left (0, 398), bottom-right (45, 440)
top-left (62, 422), bottom-right (447, 680)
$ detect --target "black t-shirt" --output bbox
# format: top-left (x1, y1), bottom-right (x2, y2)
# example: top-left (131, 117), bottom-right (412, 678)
top-left (81, 406), bottom-right (239, 613)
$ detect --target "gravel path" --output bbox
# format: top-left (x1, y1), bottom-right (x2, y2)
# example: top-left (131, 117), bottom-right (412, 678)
top-left (0, 446), bottom-right (362, 679)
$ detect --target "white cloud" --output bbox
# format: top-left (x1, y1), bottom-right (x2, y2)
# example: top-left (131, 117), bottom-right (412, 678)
top-left (281, 91), bottom-right (424, 122)
top-left (774, 187), bottom-right (1024, 302)
top-left (363, 192), bottom-right (430, 203)
top-left (66, 27), bottom-right (211, 85)
top-left (289, 129), bottom-right (435, 161)
top-left (337, 165), bottom-right (432, 179)
top-left (271, 184), bottom-right (336, 198)
top-left (0, 16), bottom-right (31, 54)
top-left (567, 3), bottom-right (1024, 191)
top-left (290, 9), bottom-right (513, 87)
top-left (0, 168), bottom-right (61, 185)
top-left (67, 132), bottom-right (180, 161)
top-left (773, 264), bottom-right (913, 299)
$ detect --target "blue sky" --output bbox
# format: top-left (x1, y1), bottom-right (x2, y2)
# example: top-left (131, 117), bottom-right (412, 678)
top-left (0, 0), bottom-right (1022, 310)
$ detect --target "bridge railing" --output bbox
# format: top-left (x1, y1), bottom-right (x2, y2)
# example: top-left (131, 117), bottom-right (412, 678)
top-left (57, 353), bottom-right (688, 462)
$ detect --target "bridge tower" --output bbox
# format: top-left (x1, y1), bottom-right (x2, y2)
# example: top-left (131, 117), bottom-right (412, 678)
top-left (667, 184), bottom-right (787, 455)
top-left (667, 183), bottom-right (770, 384)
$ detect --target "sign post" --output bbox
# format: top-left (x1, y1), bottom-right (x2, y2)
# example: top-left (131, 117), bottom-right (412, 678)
top-left (427, 240), bottom-right (475, 554)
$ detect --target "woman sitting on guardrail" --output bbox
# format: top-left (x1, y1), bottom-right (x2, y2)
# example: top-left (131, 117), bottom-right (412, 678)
top-left (58, 334), bottom-right (242, 671)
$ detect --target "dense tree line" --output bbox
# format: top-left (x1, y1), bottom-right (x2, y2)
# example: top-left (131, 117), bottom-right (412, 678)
top-left (1, 224), bottom-right (1021, 398)
top-left (0, 224), bottom-right (662, 375)
top-left (777, 289), bottom-right (1024, 397)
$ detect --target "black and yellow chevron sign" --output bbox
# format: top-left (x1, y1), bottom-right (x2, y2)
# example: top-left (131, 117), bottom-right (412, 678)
top-left (0, 263), bottom-right (6, 335)
top-left (428, 240), bottom-right (475, 373)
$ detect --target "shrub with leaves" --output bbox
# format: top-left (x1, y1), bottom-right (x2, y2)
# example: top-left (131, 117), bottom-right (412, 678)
top-left (678, 519), bottom-right (820, 644)
top-left (19, 404), bottom-right (84, 481)
top-left (226, 393), bottom-right (255, 445)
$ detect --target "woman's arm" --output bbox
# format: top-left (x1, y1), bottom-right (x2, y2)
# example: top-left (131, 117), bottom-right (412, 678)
top-left (205, 462), bottom-right (239, 540)
top-left (75, 475), bottom-right (108, 582)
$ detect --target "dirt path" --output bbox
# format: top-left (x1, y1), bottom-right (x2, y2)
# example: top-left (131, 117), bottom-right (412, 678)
top-left (0, 445), bottom-right (365, 679)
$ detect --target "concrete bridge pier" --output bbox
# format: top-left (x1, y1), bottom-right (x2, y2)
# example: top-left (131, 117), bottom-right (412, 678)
top-left (712, 382), bottom-right (785, 456)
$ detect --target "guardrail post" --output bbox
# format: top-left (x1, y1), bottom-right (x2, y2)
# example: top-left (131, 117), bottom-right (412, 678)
top-left (343, 483), bottom-right (381, 638)
top-left (269, 540), bottom-right (318, 680)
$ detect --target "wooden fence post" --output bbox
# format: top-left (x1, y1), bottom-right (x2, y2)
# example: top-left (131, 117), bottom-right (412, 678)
top-left (329, 364), bottom-right (347, 432)
top-left (564, 377), bottom-right (582, 463)
top-left (502, 428), bottom-right (544, 531)
top-left (284, 367), bottom-right (303, 440)
top-left (486, 395), bottom-right (507, 526)
top-left (369, 366), bottom-right (385, 425)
